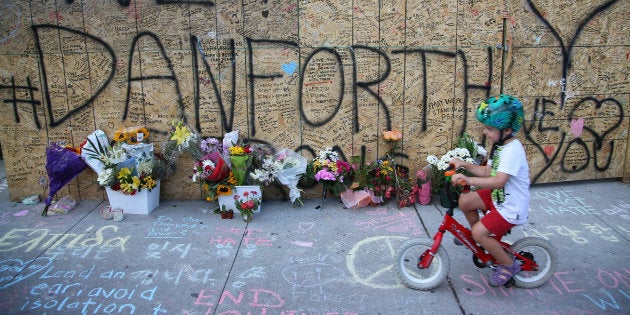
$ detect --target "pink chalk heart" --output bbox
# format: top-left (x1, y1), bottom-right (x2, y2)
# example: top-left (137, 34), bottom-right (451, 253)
top-left (0, 257), bottom-right (53, 289)
top-left (298, 222), bottom-right (314, 233)
top-left (544, 145), bottom-right (555, 158)
top-left (570, 118), bottom-right (584, 137)
top-left (13, 210), bottom-right (29, 217)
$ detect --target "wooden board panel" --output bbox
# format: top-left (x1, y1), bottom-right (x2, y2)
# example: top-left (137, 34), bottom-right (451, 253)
top-left (0, 0), bottom-right (627, 201)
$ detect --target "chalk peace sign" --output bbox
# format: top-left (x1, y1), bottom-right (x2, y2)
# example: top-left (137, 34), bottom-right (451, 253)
top-left (346, 236), bottom-right (407, 289)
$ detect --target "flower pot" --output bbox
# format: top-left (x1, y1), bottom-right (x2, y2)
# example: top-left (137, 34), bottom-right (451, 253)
top-left (218, 185), bottom-right (262, 214)
top-left (105, 180), bottom-right (160, 215)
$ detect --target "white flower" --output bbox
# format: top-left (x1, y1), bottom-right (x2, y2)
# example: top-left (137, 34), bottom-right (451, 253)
top-left (201, 159), bottom-right (215, 169)
top-left (97, 168), bottom-right (115, 186)
top-left (316, 147), bottom-right (338, 163)
top-left (428, 147), bottom-right (475, 170)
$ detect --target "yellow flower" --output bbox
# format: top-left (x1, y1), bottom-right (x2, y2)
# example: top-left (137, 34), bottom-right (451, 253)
top-left (217, 184), bottom-right (232, 196)
top-left (137, 127), bottom-right (149, 139)
top-left (227, 172), bottom-right (238, 185)
top-left (120, 177), bottom-right (139, 194)
top-left (113, 131), bottom-right (127, 143)
top-left (132, 176), bottom-right (141, 187)
top-left (142, 176), bottom-right (156, 189)
top-left (170, 125), bottom-right (191, 145)
top-left (117, 167), bottom-right (132, 179)
top-left (229, 146), bottom-right (245, 155)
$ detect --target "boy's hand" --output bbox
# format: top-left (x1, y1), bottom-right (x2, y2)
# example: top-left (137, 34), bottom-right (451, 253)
top-left (450, 173), bottom-right (468, 186)
top-left (449, 158), bottom-right (465, 170)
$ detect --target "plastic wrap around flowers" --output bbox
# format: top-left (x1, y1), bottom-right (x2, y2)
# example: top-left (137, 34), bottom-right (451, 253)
top-left (191, 151), bottom-right (230, 184)
top-left (249, 148), bottom-right (307, 205)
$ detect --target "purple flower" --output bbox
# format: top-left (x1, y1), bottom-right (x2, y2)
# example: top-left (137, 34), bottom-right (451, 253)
top-left (315, 169), bottom-right (336, 181)
top-left (201, 137), bottom-right (220, 153)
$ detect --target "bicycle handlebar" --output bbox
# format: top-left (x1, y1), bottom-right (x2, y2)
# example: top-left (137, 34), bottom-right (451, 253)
top-left (444, 163), bottom-right (467, 186)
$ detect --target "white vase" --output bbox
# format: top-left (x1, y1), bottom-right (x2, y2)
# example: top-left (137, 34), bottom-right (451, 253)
top-left (218, 185), bottom-right (262, 214)
top-left (105, 180), bottom-right (160, 215)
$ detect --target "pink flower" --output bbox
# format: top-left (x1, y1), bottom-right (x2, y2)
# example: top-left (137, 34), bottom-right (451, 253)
top-left (336, 160), bottom-right (352, 173)
top-left (416, 170), bottom-right (427, 182)
top-left (315, 169), bottom-right (336, 181)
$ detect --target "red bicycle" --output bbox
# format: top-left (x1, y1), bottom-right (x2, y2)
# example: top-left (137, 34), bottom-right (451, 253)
top-left (395, 166), bottom-right (557, 290)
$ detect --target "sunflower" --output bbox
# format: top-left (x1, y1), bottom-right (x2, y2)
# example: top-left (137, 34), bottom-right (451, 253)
top-left (113, 130), bottom-right (127, 143)
top-left (217, 184), bottom-right (233, 196)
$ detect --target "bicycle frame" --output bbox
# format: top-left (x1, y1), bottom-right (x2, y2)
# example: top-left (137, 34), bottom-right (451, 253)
top-left (417, 170), bottom-right (540, 272)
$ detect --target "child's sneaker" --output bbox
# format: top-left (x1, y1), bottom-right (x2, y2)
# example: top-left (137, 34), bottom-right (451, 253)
top-left (489, 260), bottom-right (521, 286)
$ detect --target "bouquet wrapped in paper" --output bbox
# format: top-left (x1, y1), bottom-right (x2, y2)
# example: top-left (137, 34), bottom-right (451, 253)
top-left (42, 142), bottom-right (87, 216)
top-left (274, 148), bottom-right (307, 205)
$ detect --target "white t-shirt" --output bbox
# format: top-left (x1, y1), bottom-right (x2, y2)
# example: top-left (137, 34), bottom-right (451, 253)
top-left (487, 139), bottom-right (530, 225)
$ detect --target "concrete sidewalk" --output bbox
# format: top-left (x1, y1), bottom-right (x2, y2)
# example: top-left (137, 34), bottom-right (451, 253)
top-left (0, 160), bottom-right (629, 315)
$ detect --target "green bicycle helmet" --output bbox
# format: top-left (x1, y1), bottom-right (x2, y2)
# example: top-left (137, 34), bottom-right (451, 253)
top-left (476, 94), bottom-right (524, 136)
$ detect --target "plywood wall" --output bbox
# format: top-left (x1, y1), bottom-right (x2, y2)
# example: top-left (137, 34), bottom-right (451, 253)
top-left (0, 0), bottom-right (628, 201)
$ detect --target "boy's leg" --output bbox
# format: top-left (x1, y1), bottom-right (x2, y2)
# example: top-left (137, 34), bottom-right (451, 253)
top-left (458, 191), bottom-right (486, 228)
top-left (472, 211), bottom-right (520, 286)
top-left (471, 221), bottom-right (513, 265)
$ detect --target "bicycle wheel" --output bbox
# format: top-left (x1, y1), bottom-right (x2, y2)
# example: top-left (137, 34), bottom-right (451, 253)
top-left (395, 238), bottom-right (450, 290)
top-left (510, 237), bottom-right (557, 288)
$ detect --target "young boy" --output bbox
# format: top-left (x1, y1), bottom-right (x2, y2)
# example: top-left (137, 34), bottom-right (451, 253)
top-left (449, 94), bottom-right (530, 287)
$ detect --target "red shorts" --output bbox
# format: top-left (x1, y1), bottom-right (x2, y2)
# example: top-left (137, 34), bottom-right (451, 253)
top-left (477, 189), bottom-right (514, 236)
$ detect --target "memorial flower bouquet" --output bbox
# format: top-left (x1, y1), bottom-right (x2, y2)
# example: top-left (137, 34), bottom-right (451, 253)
top-left (310, 147), bottom-right (353, 205)
top-left (81, 127), bottom-right (160, 196)
top-left (158, 119), bottom-right (203, 178)
top-left (191, 151), bottom-right (233, 201)
top-left (346, 130), bottom-right (416, 208)
top-left (42, 142), bottom-right (87, 216)
top-left (228, 142), bottom-right (253, 186)
top-left (249, 147), bottom-right (307, 206)
top-left (381, 130), bottom-right (417, 208)
top-left (190, 130), bottom-right (251, 203)
top-left (414, 168), bottom-right (432, 205)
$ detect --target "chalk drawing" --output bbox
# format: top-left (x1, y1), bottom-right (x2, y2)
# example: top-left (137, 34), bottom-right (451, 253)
top-left (282, 263), bottom-right (344, 289)
top-left (346, 236), bottom-right (407, 289)
top-left (0, 257), bottom-right (53, 289)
